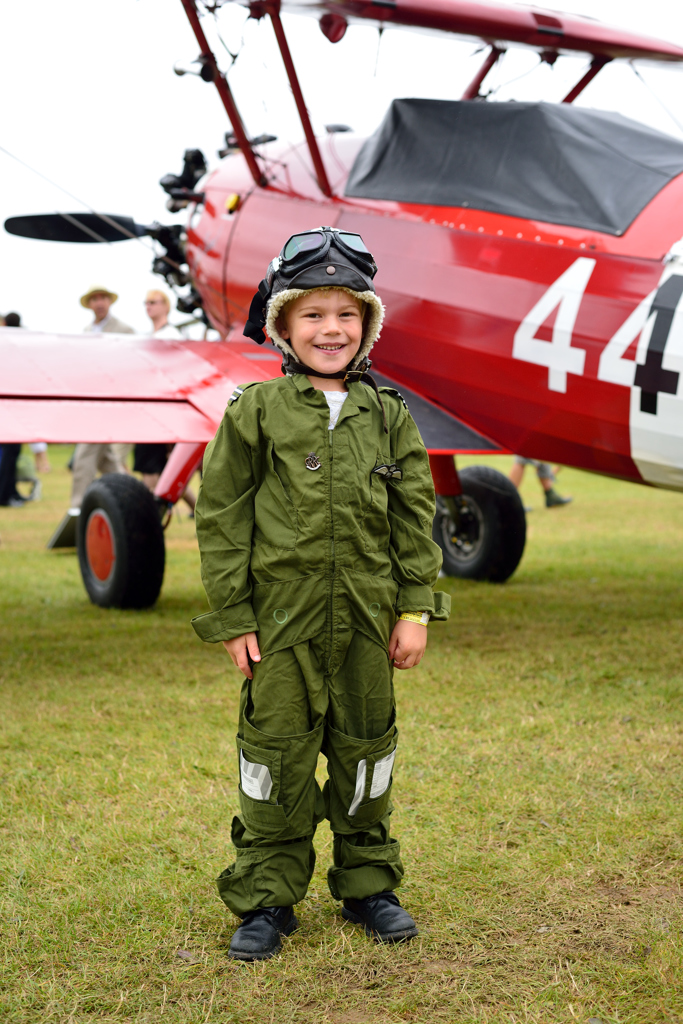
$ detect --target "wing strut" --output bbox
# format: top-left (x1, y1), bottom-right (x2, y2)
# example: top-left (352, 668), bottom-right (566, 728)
top-left (266, 2), bottom-right (333, 197)
top-left (180, 0), bottom-right (267, 187)
top-left (461, 45), bottom-right (505, 100)
top-left (562, 54), bottom-right (612, 103)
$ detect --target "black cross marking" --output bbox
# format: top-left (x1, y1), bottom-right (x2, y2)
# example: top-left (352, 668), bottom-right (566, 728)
top-left (634, 274), bottom-right (683, 415)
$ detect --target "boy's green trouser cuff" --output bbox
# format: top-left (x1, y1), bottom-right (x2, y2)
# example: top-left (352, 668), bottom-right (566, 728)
top-left (217, 831), bottom-right (316, 917)
top-left (327, 835), bottom-right (403, 901)
top-left (216, 817), bottom-right (403, 916)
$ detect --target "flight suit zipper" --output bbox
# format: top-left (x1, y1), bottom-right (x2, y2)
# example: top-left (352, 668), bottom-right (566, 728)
top-left (329, 426), bottom-right (335, 565)
top-left (327, 424), bottom-right (335, 672)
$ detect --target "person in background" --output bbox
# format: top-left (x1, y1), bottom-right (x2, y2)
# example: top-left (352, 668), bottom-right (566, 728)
top-left (0, 313), bottom-right (51, 478)
top-left (0, 445), bottom-right (24, 507)
top-left (81, 286), bottom-right (134, 335)
top-left (29, 444), bottom-right (50, 474)
top-left (144, 289), bottom-right (184, 339)
top-left (0, 313), bottom-right (26, 506)
top-left (134, 289), bottom-right (196, 513)
top-left (69, 287), bottom-right (134, 509)
top-left (509, 457), bottom-right (572, 508)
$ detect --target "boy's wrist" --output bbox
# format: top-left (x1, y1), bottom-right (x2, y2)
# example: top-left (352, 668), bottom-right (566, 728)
top-left (399, 611), bottom-right (430, 625)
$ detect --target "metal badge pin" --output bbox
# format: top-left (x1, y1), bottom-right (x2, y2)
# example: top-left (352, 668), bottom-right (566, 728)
top-left (305, 452), bottom-right (322, 471)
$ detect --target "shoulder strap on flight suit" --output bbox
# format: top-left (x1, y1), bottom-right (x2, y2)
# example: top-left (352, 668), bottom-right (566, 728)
top-left (377, 386), bottom-right (409, 410)
top-left (228, 381), bottom-right (265, 406)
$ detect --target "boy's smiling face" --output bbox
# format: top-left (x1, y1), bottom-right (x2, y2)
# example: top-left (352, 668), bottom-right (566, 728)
top-left (279, 289), bottom-right (363, 377)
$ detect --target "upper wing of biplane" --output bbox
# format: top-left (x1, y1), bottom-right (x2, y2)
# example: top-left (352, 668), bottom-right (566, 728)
top-left (276, 0), bottom-right (683, 62)
top-left (0, 330), bottom-right (282, 444)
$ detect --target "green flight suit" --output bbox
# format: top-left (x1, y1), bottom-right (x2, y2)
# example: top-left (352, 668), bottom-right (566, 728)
top-left (192, 373), bottom-right (450, 917)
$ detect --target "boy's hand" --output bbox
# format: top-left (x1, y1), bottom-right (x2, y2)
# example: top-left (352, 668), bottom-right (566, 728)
top-left (223, 632), bottom-right (261, 679)
top-left (388, 620), bottom-right (427, 670)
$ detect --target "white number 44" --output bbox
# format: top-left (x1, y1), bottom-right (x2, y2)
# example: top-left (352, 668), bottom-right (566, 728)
top-left (513, 257), bottom-right (596, 393)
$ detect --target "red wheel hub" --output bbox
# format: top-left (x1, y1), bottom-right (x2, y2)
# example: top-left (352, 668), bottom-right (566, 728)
top-left (85, 510), bottom-right (116, 582)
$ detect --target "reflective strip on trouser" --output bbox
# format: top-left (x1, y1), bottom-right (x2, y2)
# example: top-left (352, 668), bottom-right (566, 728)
top-left (239, 750), bottom-right (273, 802)
top-left (348, 747), bottom-right (397, 816)
top-left (324, 714), bottom-right (402, 901)
top-left (215, 631), bottom-right (404, 917)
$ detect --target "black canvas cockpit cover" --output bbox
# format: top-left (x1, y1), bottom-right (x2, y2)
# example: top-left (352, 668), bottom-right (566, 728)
top-left (345, 99), bottom-right (683, 236)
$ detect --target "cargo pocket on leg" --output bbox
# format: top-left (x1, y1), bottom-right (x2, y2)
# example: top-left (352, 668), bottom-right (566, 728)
top-left (237, 719), bottom-right (325, 842)
top-left (326, 717), bottom-right (399, 835)
top-left (237, 740), bottom-right (291, 841)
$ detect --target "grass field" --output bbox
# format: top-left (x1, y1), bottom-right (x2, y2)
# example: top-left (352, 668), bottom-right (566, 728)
top-left (1, 446), bottom-right (682, 1024)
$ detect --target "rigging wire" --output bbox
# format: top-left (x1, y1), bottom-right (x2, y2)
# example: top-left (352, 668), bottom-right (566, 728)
top-left (0, 141), bottom-right (157, 251)
top-left (199, 2), bottom-right (318, 192)
top-left (630, 62), bottom-right (683, 138)
top-left (486, 54), bottom-right (541, 98)
top-left (0, 140), bottom-right (191, 297)
top-left (374, 26), bottom-right (384, 78)
top-left (200, 0), bottom-right (247, 71)
top-left (251, 13), bottom-right (319, 192)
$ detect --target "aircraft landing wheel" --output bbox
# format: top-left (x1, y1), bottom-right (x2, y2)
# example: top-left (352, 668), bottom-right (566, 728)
top-left (77, 474), bottom-right (165, 609)
top-left (433, 465), bottom-right (526, 583)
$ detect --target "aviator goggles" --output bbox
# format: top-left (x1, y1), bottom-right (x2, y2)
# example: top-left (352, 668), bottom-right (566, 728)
top-left (265, 227), bottom-right (377, 287)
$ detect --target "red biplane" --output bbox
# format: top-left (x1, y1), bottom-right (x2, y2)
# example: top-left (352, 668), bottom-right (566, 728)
top-left (3, 0), bottom-right (683, 608)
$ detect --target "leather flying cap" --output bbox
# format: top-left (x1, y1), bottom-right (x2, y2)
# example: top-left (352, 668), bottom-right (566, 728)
top-left (284, 251), bottom-right (374, 293)
top-left (244, 228), bottom-right (380, 349)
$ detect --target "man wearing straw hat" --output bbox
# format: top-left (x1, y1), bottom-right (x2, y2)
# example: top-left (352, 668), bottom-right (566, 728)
top-left (81, 285), bottom-right (134, 335)
top-left (69, 287), bottom-right (134, 509)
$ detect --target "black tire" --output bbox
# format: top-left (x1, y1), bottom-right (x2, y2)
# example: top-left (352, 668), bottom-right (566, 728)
top-left (433, 465), bottom-right (526, 582)
top-left (77, 474), bottom-right (165, 609)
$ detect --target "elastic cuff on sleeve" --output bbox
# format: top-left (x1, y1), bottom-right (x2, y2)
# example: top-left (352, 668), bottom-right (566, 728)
top-left (395, 586), bottom-right (451, 622)
top-left (191, 600), bottom-right (258, 643)
top-left (431, 590), bottom-right (451, 622)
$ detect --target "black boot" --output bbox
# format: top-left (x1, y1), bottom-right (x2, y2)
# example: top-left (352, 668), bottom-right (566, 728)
top-left (228, 906), bottom-right (298, 961)
top-left (342, 891), bottom-right (418, 943)
top-left (545, 487), bottom-right (572, 508)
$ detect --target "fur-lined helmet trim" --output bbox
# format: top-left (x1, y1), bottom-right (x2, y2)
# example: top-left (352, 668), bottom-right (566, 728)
top-left (265, 287), bottom-right (384, 368)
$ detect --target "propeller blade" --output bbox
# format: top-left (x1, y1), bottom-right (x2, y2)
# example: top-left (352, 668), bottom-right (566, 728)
top-left (4, 213), bottom-right (149, 244)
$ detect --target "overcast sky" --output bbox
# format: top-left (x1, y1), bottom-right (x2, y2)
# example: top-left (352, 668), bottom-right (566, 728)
top-left (2, 0), bottom-right (683, 335)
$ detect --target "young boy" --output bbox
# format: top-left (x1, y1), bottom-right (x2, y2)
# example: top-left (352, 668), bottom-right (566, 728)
top-left (192, 227), bottom-right (450, 961)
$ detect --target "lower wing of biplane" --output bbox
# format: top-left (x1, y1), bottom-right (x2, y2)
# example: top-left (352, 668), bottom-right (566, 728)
top-left (1, 329), bottom-right (522, 607)
top-left (0, 327), bottom-right (499, 454)
top-left (0, 331), bottom-right (273, 445)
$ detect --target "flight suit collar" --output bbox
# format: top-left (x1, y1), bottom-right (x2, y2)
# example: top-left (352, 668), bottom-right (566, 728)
top-left (287, 373), bottom-right (373, 425)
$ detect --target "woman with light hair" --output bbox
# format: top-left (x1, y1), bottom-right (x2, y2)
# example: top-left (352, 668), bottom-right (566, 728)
top-left (144, 289), bottom-right (184, 339)
top-left (134, 289), bottom-right (196, 512)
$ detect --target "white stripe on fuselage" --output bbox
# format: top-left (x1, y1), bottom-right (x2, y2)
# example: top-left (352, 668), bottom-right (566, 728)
top-left (630, 250), bottom-right (683, 492)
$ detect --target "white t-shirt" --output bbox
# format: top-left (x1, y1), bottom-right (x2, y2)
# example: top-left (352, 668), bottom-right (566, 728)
top-left (322, 390), bottom-right (348, 429)
top-left (148, 322), bottom-right (184, 339)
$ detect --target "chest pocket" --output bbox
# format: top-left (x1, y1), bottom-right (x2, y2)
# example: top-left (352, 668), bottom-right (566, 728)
top-left (254, 441), bottom-right (298, 550)
top-left (361, 452), bottom-right (393, 552)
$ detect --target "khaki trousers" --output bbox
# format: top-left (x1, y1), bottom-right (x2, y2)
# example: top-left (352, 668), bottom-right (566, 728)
top-left (70, 443), bottom-right (132, 507)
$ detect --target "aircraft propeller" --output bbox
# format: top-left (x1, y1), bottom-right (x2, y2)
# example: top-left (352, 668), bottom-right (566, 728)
top-left (2, 148), bottom-right (210, 321)
top-left (4, 213), bottom-right (152, 245)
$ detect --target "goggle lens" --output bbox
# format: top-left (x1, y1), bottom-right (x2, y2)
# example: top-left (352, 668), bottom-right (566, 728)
top-left (283, 231), bottom-right (325, 261)
top-left (337, 232), bottom-right (371, 256)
